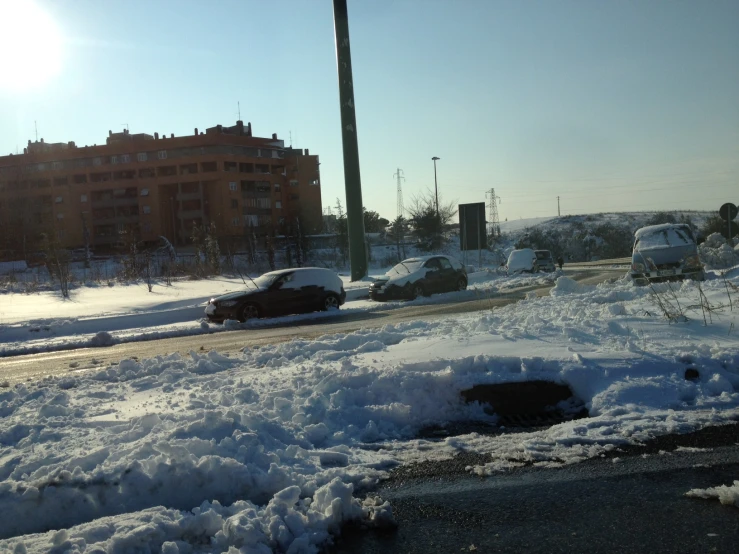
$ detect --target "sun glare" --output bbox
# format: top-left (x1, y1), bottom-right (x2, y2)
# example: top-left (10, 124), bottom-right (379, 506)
top-left (0, 1), bottom-right (63, 92)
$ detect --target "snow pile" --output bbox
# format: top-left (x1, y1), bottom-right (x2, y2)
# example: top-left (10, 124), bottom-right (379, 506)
top-left (1, 269), bottom-right (739, 552)
top-left (698, 233), bottom-right (739, 269)
top-left (686, 481), bottom-right (739, 508)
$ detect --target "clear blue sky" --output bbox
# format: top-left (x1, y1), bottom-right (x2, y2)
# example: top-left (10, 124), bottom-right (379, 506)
top-left (1, 0), bottom-right (737, 222)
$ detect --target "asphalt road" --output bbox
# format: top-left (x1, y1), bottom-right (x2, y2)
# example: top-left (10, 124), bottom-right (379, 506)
top-left (0, 268), bottom-right (624, 384)
top-left (332, 424), bottom-right (739, 554)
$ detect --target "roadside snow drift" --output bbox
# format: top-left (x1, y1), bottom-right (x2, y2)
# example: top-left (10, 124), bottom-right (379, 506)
top-left (1, 273), bottom-right (739, 552)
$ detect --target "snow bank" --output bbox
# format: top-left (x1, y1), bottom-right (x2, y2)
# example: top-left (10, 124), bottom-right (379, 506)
top-left (1, 265), bottom-right (739, 552)
top-left (699, 233), bottom-right (739, 269)
top-left (686, 481), bottom-right (739, 508)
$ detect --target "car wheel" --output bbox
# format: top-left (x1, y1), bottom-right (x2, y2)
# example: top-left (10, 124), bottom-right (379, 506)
top-left (456, 277), bottom-right (467, 291)
top-left (409, 283), bottom-right (425, 300)
top-left (321, 293), bottom-right (341, 311)
top-left (239, 304), bottom-right (260, 322)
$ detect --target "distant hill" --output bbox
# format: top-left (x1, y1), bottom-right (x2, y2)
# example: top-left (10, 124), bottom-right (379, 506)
top-left (498, 211), bottom-right (713, 262)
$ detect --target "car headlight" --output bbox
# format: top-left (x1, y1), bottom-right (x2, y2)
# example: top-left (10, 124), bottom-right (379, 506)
top-left (219, 300), bottom-right (238, 307)
top-left (684, 255), bottom-right (702, 268)
top-left (631, 263), bottom-right (645, 272)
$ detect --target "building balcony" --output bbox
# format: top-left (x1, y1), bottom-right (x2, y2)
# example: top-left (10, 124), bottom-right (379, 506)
top-left (176, 192), bottom-right (202, 201)
top-left (177, 209), bottom-right (204, 219)
top-left (91, 196), bottom-right (139, 208)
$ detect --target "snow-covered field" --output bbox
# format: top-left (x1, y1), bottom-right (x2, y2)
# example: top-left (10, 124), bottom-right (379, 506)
top-left (0, 270), bottom-right (556, 356)
top-left (2, 268), bottom-right (739, 552)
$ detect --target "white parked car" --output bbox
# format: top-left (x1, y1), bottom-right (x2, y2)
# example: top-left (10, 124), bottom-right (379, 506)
top-left (506, 248), bottom-right (538, 274)
top-left (630, 223), bottom-right (705, 285)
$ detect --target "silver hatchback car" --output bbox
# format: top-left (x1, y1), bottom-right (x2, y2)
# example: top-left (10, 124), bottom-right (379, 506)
top-left (630, 223), bottom-right (705, 285)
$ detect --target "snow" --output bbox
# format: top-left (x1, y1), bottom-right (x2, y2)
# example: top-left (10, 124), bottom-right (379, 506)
top-left (686, 481), bottom-right (739, 508)
top-left (499, 216), bottom-right (556, 233)
top-left (699, 233), bottom-right (739, 269)
top-left (506, 248), bottom-right (537, 273)
top-left (0, 270), bottom-right (554, 356)
top-left (1, 269), bottom-right (739, 552)
top-left (261, 267), bottom-right (344, 294)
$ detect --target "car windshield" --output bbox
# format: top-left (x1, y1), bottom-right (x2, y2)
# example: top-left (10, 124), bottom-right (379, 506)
top-left (390, 260), bottom-right (424, 275)
top-left (636, 228), bottom-right (693, 250)
top-left (535, 252), bottom-right (551, 260)
top-left (251, 274), bottom-right (282, 289)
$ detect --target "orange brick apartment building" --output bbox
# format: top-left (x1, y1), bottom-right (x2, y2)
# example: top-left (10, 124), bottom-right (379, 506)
top-left (0, 121), bottom-right (322, 256)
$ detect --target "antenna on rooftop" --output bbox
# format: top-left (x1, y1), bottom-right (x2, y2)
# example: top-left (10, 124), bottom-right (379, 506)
top-left (35, 121), bottom-right (38, 142)
top-left (121, 123), bottom-right (129, 131)
top-left (237, 101), bottom-right (241, 121)
top-left (289, 131), bottom-right (293, 147)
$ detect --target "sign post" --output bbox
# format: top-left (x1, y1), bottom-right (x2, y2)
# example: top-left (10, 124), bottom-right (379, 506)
top-left (459, 202), bottom-right (487, 269)
top-left (719, 202), bottom-right (738, 242)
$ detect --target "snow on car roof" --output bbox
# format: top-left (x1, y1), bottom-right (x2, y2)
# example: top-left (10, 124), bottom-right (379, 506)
top-left (634, 223), bottom-right (692, 239)
top-left (262, 267), bottom-right (335, 277)
top-left (402, 255), bottom-right (460, 263)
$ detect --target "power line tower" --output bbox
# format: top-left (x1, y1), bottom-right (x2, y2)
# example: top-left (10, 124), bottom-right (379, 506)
top-left (393, 168), bottom-right (405, 219)
top-left (486, 188), bottom-right (502, 240)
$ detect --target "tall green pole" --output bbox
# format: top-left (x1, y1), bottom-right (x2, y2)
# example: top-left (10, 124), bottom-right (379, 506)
top-left (333, 0), bottom-right (367, 281)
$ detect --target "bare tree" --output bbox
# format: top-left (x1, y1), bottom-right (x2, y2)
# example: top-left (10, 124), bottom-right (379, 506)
top-left (40, 231), bottom-right (72, 298)
top-left (159, 235), bottom-right (176, 286)
top-left (266, 233), bottom-right (276, 271)
top-left (205, 222), bottom-right (221, 275)
top-left (390, 216), bottom-right (407, 260)
top-left (334, 198), bottom-right (348, 266)
top-left (406, 191), bottom-right (457, 250)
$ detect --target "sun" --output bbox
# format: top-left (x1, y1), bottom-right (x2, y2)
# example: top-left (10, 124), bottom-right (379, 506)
top-left (0, 1), bottom-right (63, 92)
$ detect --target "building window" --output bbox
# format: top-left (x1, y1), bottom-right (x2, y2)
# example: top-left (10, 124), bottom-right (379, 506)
top-left (142, 205), bottom-right (151, 214)
top-left (231, 199), bottom-right (238, 209)
top-left (120, 154), bottom-right (130, 163)
top-left (142, 222), bottom-right (152, 233)
top-left (157, 150), bottom-right (167, 160)
top-left (57, 229), bottom-right (66, 239)
top-left (55, 196), bottom-right (63, 203)
top-left (111, 156), bottom-right (119, 164)
top-left (36, 163), bottom-right (46, 171)
top-left (290, 193), bottom-right (299, 200)
top-left (80, 194), bottom-right (87, 202)
top-left (231, 217), bottom-right (240, 226)
top-left (274, 183), bottom-right (281, 192)
top-left (256, 198), bottom-right (271, 209)
top-left (289, 179), bottom-right (298, 187)
top-left (310, 179), bottom-right (319, 186)
top-left (275, 201), bottom-right (282, 209)
top-left (140, 188), bottom-right (149, 196)
top-left (229, 182), bottom-right (237, 191)
top-left (137, 152), bottom-right (148, 162)
top-left (57, 213), bottom-right (64, 220)
top-left (52, 161), bottom-right (63, 170)
top-left (93, 157), bottom-right (102, 166)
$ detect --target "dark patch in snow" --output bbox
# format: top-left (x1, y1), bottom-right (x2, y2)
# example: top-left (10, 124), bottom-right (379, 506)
top-left (461, 380), bottom-right (578, 416)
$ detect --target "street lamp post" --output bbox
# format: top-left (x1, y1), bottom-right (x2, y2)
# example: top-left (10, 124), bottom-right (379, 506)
top-left (431, 156), bottom-right (440, 218)
top-left (333, 0), bottom-right (367, 281)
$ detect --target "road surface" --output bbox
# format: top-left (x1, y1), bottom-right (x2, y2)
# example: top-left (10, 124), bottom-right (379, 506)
top-left (0, 268), bottom-right (624, 384)
top-left (332, 423), bottom-right (739, 553)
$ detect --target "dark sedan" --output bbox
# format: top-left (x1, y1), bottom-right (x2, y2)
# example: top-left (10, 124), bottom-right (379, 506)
top-left (205, 267), bottom-right (346, 323)
top-left (369, 255), bottom-right (467, 301)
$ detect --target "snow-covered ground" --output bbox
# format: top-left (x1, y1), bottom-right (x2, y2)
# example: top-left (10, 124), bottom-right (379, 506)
top-left (1, 268), bottom-right (739, 552)
top-left (0, 270), bottom-right (556, 356)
